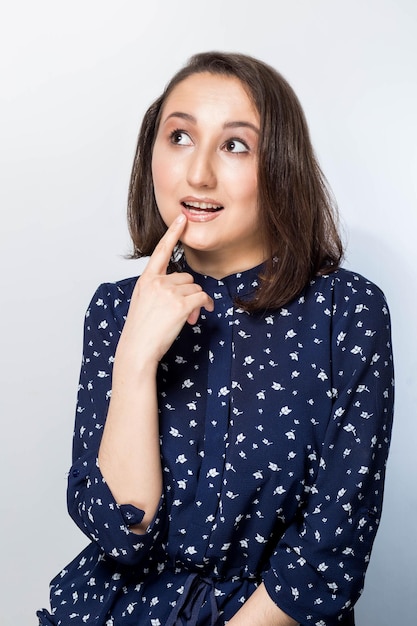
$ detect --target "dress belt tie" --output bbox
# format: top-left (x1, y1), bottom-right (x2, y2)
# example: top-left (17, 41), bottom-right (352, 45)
top-left (166, 572), bottom-right (220, 626)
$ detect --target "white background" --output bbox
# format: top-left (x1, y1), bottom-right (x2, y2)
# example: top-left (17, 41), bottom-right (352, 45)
top-left (1, 1), bottom-right (416, 624)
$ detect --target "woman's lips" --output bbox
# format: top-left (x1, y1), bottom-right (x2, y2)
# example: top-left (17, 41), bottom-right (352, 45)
top-left (181, 201), bottom-right (224, 222)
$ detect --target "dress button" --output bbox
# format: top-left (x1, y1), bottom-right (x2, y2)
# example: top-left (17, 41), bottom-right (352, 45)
top-left (72, 469), bottom-right (80, 478)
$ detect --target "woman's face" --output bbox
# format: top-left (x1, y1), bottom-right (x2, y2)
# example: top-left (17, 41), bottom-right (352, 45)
top-left (151, 72), bottom-right (265, 278)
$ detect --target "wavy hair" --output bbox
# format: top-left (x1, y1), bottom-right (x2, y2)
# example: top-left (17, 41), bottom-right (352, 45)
top-left (127, 51), bottom-right (343, 311)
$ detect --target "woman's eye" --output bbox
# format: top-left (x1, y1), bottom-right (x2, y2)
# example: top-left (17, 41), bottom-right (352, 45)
top-left (170, 130), bottom-right (192, 146)
top-left (224, 139), bottom-right (249, 153)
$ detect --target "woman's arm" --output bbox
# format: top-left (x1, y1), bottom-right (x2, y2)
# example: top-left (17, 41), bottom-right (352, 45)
top-left (227, 583), bottom-right (297, 626)
top-left (98, 214), bottom-right (214, 532)
top-left (258, 274), bottom-right (394, 623)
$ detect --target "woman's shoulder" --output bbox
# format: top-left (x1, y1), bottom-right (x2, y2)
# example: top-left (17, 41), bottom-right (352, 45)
top-left (310, 266), bottom-right (387, 299)
top-left (91, 275), bottom-right (139, 300)
top-left (305, 266), bottom-right (390, 322)
top-left (97, 275), bottom-right (139, 298)
top-left (85, 275), bottom-right (139, 326)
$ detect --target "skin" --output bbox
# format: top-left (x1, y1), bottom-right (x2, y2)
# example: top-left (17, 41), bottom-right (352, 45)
top-left (152, 72), bottom-right (266, 279)
top-left (98, 74), bottom-right (297, 625)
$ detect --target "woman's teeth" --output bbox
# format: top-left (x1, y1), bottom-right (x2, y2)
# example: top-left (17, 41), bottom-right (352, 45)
top-left (182, 201), bottom-right (223, 212)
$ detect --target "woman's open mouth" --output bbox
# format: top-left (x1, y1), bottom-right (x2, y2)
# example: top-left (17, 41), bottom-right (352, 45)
top-left (181, 201), bottom-right (224, 213)
top-left (180, 200), bottom-right (224, 222)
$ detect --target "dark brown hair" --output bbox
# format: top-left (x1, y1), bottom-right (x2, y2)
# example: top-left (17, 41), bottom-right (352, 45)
top-left (127, 51), bottom-right (343, 311)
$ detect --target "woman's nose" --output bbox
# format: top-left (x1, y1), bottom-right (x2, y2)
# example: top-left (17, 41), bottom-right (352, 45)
top-left (186, 148), bottom-right (217, 189)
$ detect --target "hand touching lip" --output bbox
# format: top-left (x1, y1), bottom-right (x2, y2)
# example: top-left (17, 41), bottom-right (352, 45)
top-left (118, 213), bottom-right (214, 367)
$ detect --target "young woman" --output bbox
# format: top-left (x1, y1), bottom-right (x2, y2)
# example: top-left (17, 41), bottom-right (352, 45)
top-left (37, 52), bottom-right (394, 626)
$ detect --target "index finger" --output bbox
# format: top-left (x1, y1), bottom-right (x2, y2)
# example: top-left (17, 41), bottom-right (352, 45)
top-left (144, 214), bottom-right (187, 275)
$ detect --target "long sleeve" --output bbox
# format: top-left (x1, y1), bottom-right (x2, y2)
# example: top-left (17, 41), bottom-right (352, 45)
top-left (66, 280), bottom-right (167, 567)
top-left (262, 274), bottom-right (394, 624)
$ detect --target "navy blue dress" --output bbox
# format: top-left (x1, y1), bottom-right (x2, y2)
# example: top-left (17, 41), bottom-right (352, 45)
top-left (37, 264), bottom-right (394, 626)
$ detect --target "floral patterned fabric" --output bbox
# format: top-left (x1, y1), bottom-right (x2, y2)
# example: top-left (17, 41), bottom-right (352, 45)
top-left (37, 263), bottom-right (394, 626)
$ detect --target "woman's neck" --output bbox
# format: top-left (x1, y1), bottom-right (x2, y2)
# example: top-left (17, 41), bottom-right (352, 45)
top-left (182, 247), bottom-right (267, 280)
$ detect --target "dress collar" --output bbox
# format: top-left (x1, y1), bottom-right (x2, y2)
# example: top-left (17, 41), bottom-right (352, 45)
top-left (180, 258), bottom-right (264, 300)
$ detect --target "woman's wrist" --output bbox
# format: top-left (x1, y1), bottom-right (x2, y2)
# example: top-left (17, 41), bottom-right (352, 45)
top-left (227, 583), bottom-right (298, 626)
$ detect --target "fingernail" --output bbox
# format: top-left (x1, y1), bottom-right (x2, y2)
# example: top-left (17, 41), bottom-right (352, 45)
top-left (175, 214), bottom-right (186, 224)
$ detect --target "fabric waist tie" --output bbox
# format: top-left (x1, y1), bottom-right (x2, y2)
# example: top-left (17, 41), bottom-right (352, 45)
top-left (166, 572), bottom-right (219, 626)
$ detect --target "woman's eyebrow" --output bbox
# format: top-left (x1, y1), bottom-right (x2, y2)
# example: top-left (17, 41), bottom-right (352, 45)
top-left (163, 112), bottom-right (259, 134)
top-left (223, 120), bottom-right (259, 134)
top-left (163, 112), bottom-right (196, 124)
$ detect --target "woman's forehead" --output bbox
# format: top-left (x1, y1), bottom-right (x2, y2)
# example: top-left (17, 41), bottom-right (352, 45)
top-left (160, 72), bottom-right (259, 125)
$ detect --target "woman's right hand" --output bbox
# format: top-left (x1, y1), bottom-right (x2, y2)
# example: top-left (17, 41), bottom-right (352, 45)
top-left (115, 214), bottom-right (214, 374)
top-left (98, 214), bottom-right (213, 529)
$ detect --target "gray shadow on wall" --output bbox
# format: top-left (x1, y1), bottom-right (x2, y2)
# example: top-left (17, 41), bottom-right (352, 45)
top-left (343, 227), bottom-right (417, 625)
